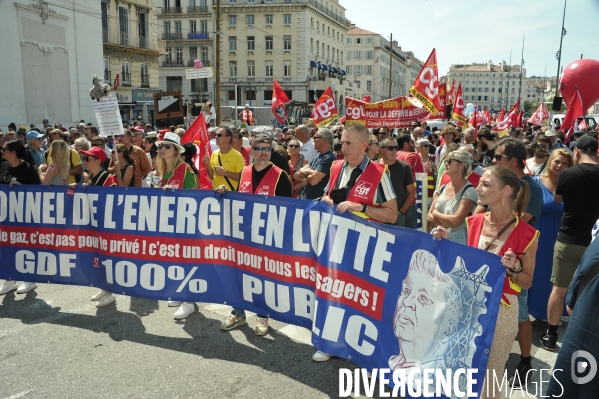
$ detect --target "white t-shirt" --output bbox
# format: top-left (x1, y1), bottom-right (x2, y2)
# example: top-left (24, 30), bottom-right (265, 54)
top-left (526, 157), bottom-right (548, 176)
top-left (300, 139), bottom-right (317, 163)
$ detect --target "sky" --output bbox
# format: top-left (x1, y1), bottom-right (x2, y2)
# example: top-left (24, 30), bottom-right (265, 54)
top-left (340, 0), bottom-right (599, 78)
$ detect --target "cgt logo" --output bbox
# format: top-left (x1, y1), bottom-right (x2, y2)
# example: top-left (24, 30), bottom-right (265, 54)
top-left (354, 181), bottom-right (372, 198)
top-left (240, 182), bottom-right (251, 191)
top-left (572, 350), bottom-right (597, 384)
top-left (256, 186), bottom-right (270, 195)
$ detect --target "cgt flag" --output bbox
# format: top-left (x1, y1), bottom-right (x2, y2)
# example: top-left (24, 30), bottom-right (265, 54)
top-left (448, 79), bottom-right (455, 105)
top-left (409, 48), bottom-right (441, 116)
top-left (495, 99), bottom-right (521, 135)
top-left (451, 83), bottom-right (466, 126)
top-left (528, 102), bottom-right (550, 125)
top-left (180, 113), bottom-right (213, 189)
top-left (271, 79), bottom-right (290, 124)
top-left (312, 87), bottom-right (339, 127)
top-left (561, 88), bottom-right (585, 140)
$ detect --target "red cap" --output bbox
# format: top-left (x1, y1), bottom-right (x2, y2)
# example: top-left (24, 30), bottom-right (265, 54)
top-left (79, 146), bottom-right (106, 163)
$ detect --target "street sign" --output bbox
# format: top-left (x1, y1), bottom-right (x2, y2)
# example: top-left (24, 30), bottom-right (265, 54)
top-left (153, 90), bottom-right (184, 127)
top-left (185, 67), bottom-right (214, 79)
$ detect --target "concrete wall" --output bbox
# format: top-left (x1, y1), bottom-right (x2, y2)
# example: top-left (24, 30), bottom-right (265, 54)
top-left (0, 1), bottom-right (103, 129)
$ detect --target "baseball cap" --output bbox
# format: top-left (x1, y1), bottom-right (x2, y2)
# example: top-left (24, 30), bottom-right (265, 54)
top-left (80, 146), bottom-right (107, 163)
top-left (251, 126), bottom-right (275, 139)
top-left (252, 137), bottom-right (272, 145)
top-left (26, 131), bottom-right (45, 141)
top-left (575, 136), bottom-right (598, 153)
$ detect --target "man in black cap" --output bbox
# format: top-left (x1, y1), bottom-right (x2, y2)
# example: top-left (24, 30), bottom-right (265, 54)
top-left (541, 136), bottom-right (599, 351)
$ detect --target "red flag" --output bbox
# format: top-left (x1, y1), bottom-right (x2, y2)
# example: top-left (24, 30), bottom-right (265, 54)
top-left (469, 108), bottom-right (478, 133)
top-left (311, 87), bottom-right (339, 127)
top-left (528, 103), bottom-right (550, 125)
top-left (496, 108), bottom-right (505, 124)
top-left (409, 49), bottom-right (441, 116)
top-left (495, 99), bottom-right (521, 133)
top-left (180, 114), bottom-right (213, 189)
top-left (451, 83), bottom-right (466, 126)
top-left (561, 89), bottom-right (585, 140)
top-left (271, 79), bottom-right (290, 124)
top-left (362, 95), bottom-right (371, 103)
top-left (113, 74), bottom-right (120, 91)
top-left (448, 79), bottom-right (455, 105)
top-left (484, 109), bottom-right (492, 125)
top-left (578, 118), bottom-right (588, 130)
top-left (516, 110), bottom-right (523, 128)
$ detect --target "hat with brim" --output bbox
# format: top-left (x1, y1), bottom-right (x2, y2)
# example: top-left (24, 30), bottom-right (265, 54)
top-left (156, 132), bottom-right (185, 154)
top-left (544, 129), bottom-right (557, 137)
top-left (26, 131), bottom-right (45, 141)
top-left (252, 137), bottom-right (272, 146)
top-left (80, 146), bottom-right (107, 163)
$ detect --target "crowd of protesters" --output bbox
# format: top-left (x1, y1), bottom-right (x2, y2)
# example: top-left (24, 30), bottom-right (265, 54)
top-left (1, 116), bottom-right (599, 397)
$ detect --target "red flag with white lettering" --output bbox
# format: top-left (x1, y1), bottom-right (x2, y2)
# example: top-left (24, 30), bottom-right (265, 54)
top-left (271, 79), bottom-right (290, 124)
top-left (312, 87), bottom-right (339, 127)
top-left (448, 79), bottom-right (455, 105)
top-left (409, 49), bottom-right (441, 116)
top-left (528, 102), bottom-right (550, 125)
top-left (180, 114), bottom-right (213, 189)
top-left (451, 83), bottom-right (466, 126)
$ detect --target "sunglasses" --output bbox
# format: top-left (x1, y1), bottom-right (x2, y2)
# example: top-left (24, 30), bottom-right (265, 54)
top-left (252, 146), bottom-right (272, 152)
top-left (536, 144), bottom-right (549, 149)
top-left (313, 136), bottom-right (324, 140)
top-left (83, 156), bottom-right (98, 162)
top-left (493, 154), bottom-right (509, 161)
top-left (381, 146), bottom-right (399, 151)
top-left (157, 144), bottom-right (174, 150)
top-left (445, 158), bottom-right (463, 165)
top-left (215, 133), bottom-right (224, 137)
top-left (420, 144), bottom-right (429, 148)
top-left (288, 144), bottom-right (300, 149)
top-left (92, 143), bottom-right (102, 147)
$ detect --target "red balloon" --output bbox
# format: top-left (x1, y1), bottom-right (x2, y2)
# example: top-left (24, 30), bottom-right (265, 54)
top-left (559, 59), bottom-right (599, 111)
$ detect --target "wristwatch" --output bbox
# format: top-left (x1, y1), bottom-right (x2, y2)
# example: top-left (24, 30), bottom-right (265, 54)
top-left (362, 204), bottom-right (368, 213)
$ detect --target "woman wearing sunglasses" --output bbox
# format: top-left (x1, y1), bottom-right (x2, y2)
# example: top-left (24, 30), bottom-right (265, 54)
top-left (156, 132), bottom-right (198, 320)
top-left (0, 140), bottom-right (42, 296)
top-left (433, 166), bottom-right (538, 398)
top-left (427, 150), bottom-right (478, 244)
top-left (40, 140), bottom-right (71, 185)
top-left (113, 144), bottom-right (135, 187)
top-left (287, 138), bottom-right (307, 197)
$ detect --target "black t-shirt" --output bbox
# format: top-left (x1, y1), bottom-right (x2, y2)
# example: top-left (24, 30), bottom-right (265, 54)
top-left (556, 163), bottom-right (599, 246)
top-left (252, 164), bottom-right (292, 198)
top-left (386, 160), bottom-right (414, 210)
top-left (0, 161), bottom-right (41, 185)
top-left (479, 148), bottom-right (495, 168)
top-left (269, 150), bottom-right (291, 175)
top-left (303, 150), bottom-right (335, 200)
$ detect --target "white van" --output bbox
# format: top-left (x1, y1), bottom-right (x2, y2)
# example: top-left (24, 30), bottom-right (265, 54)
top-left (425, 119), bottom-right (449, 132)
top-left (551, 114), bottom-right (597, 129)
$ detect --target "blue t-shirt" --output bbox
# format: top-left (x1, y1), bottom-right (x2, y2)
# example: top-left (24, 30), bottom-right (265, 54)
top-left (303, 150), bottom-right (335, 200)
top-left (521, 174), bottom-right (543, 229)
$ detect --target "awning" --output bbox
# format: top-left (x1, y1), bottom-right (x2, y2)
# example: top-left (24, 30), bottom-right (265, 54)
top-left (321, 64), bottom-right (330, 72)
top-left (339, 69), bottom-right (347, 75)
top-left (310, 60), bottom-right (318, 68)
top-left (330, 67), bottom-right (339, 74)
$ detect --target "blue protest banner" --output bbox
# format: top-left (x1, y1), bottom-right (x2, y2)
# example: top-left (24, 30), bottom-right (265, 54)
top-left (0, 185), bottom-right (506, 397)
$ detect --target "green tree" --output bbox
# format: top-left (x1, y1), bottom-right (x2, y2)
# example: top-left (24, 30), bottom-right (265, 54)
top-left (523, 100), bottom-right (539, 114)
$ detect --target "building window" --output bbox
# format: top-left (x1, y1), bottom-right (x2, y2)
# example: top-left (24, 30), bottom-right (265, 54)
top-left (355, 65), bottom-right (362, 74)
top-left (484, 96), bottom-right (488, 101)
top-left (165, 47), bottom-right (172, 62)
top-left (189, 20), bottom-right (197, 34)
top-left (366, 65), bottom-right (372, 75)
top-left (355, 51), bottom-right (361, 59)
top-left (247, 61), bottom-right (255, 76)
top-left (346, 65), bottom-right (352, 74)
top-left (140, 63), bottom-right (149, 87)
top-left (189, 47), bottom-right (197, 60)
top-left (356, 38), bottom-right (361, 44)
top-left (310, 38), bottom-right (313, 53)
top-left (283, 35), bottom-right (291, 50)
top-left (121, 61), bottom-right (130, 84)
top-left (175, 47), bottom-right (183, 62)
top-left (200, 20), bottom-right (208, 33)
top-left (266, 61), bottom-right (273, 77)
top-left (201, 47), bottom-right (208, 62)
top-left (229, 36), bottom-right (237, 51)
top-left (104, 58), bottom-right (110, 81)
top-left (119, 6), bottom-right (129, 45)
top-left (247, 36), bottom-right (255, 51)
top-left (265, 15), bottom-right (273, 25)
top-left (283, 14), bottom-right (291, 24)
top-left (346, 38), bottom-right (351, 45)
top-left (175, 21), bottom-right (182, 34)
top-left (366, 51), bottom-right (373, 59)
top-left (247, 15), bottom-right (254, 25)
top-left (485, 88), bottom-right (489, 92)
top-left (367, 81), bottom-right (372, 92)
top-left (346, 51), bottom-right (351, 60)
top-left (229, 61), bottom-right (237, 77)
top-left (228, 15), bottom-right (236, 26)
top-left (166, 76), bottom-right (182, 91)
top-left (283, 61), bottom-right (291, 76)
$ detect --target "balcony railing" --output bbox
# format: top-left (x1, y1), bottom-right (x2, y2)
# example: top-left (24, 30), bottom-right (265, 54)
top-left (121, 73), bottom-right (131, 86)
top-left (187, 60), bottom-right (211, 67)
top-left (161, 7), bottom-right (182, 14)
top-left (187, 5), bottom-right (209, 13)
top-left (141, 74), bottom-right (150, 88)
top-left (187, 32), bottom-right (210, 39)
top-left (162, 60), bottom-right (185, 67)
top-left (162, 32), bottom-right (183, 40)
top-left (103, 30), bottom-right (155, 50)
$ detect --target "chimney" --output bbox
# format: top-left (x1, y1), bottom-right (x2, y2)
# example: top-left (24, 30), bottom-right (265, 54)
top-left (392, 40), bottom-right (398, 48)
top-left (351, 23), bottom-right (356, 29)
top-left (487, 60), bottom-right (492, 70)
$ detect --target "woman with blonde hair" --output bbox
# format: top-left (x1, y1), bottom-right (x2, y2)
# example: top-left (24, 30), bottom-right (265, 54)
top-left (427, 149), bottom-right (478, 244)
top-left (528, 148), bottom-right (574, 320)
top-left (156, 132), bottom-right (198, 319)
top-left (434, 165), bottom-right (539, 398)
top-left (40, 140), bottom-right (71, 185)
